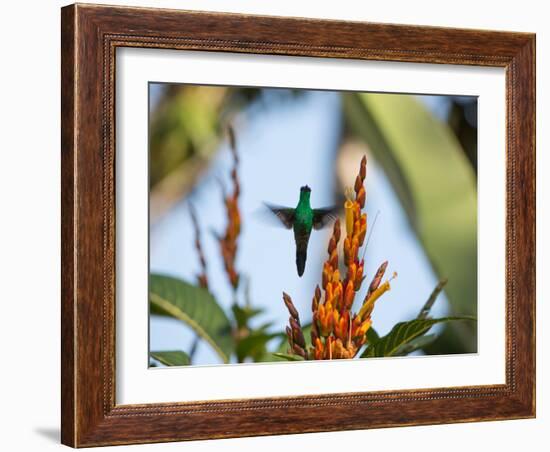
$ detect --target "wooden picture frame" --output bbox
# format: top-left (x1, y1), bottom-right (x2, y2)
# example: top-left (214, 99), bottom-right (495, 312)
top-left (61, 3), bottom-right (535, 447)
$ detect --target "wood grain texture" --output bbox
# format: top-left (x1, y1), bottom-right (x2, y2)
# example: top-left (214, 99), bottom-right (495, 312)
top-left (60, 5), bottom-right (76, 446)
top-left (60, 3), bottom-right (536, 447)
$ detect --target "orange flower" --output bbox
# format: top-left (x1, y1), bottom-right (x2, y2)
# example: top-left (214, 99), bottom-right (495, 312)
top-left (282, 155), bottom-right (396, 360)
top-left (219, 127), bottom-right (241, 290)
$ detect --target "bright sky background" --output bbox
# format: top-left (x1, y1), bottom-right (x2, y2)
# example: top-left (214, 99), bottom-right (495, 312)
top-left (149, 87), bottom-right (461, 365)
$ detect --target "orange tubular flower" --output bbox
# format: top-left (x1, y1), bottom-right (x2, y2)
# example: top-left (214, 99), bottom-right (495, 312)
top-left (219, 127), bottom-right (241, 290)
top-left (282, 155), bottom-right (395, 360)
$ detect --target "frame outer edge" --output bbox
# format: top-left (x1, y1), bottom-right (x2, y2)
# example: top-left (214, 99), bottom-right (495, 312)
top-left (514, 35), bottom-right (536, 416)
top-left (60, 3), bottom-right (536, 446)
top-left (530, 35), bottom-right (536, 417)
top-left (61, 4), bottom-right (77, 448)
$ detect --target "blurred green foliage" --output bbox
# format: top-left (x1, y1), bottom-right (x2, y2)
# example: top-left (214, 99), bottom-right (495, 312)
top-left (150, 85), bottom-right (228, 188)
top-left (149, 274), bottom-right (234, 363)
top-left (150, 350), bottom-right (190, 366)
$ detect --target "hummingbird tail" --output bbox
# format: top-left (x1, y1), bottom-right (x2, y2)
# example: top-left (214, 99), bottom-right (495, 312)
top-left (296, 248), bottom-right (307, 277)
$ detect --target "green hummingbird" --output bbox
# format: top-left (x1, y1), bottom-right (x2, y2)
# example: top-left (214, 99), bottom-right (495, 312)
top-left (265, 185), bottom-right (338, 277)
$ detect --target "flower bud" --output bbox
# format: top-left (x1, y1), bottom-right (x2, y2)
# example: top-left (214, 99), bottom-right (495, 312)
top-left (333, 283), bottom-right (342, 306)
top-left (348, 262), bottom-right (357, 285)
top-left (329, 249), bottom-right (338, 269)
top-left (292, 343), bottom-right (307, 359)
top-left (354, 263), bottom-right (364, 290)
top-left (333, 218), bottom-right (341, 243)
top-left (282, 292), bottom-right (299, 320)
top-left (354, 174), bottom-right (363, 194)
top-left (315, 285), bottom-right (322, 302)
top-left (358, 223), bottom-right (367, 246)
top-left (311, 321), bottom-right (319, 343)
top-left (312, 292), bottom-right (319, 312)
top-left (366, 261), bottom-right (388, 300)
top-left (314, 338), bottom-right (324, 360)
top-left (285, 326), bottom-right (293, 346)
top-left (344, 199), bottom-right (354, 237)
top-left (290, 319), bottom-right (306, 348)
top-left (344, 237), bottom-right (351, 264)
top-left (328, 236), bottom-right (337, 255)
top-left (344, 280), bottom-right (355, 309)
top-left (356, 186), bottom-right (366, 208)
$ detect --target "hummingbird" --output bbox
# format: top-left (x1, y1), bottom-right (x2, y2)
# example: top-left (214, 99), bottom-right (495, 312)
top-left (265, 185), bottom-right (338, 277)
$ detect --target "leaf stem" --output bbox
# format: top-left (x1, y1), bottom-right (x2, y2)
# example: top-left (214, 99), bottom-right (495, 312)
top-left (417, 278), bottom-right (448, 319)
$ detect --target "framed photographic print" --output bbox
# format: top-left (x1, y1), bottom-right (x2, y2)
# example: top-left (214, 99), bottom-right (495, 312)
top-left (61, 3), bottom-right (536, 447)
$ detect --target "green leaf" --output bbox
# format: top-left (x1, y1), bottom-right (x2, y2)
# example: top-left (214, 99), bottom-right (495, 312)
top-left (344, 93), bottom-right (478, 352)
top-left (366, 327), bottom-right (380, 344)
top-left (150, 350), bottom-right (190, 366)
top-left (231, 303), bottom-right (264, 330)
top-left (236, 331), bottom-right (282, 363)
top-left (362, 317), bottom-right (475, 358)
top-left (272, 352), bottom-right (305, 362)
top-left (149, 274), bottom-right (234, 363)
top-left (392, 334), bottom-right (437, 356)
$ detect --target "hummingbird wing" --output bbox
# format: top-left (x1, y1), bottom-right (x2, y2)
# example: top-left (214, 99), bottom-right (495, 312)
top-left (264, 203), bottom-right (295, 229)
top-left (312, 206), bottom-right (339, 230)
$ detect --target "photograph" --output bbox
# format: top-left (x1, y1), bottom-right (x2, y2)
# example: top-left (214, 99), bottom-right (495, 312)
top-left (148, 83), bottom-right (478, 366)
top-left (54, 2), bottom-right (536, 447)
